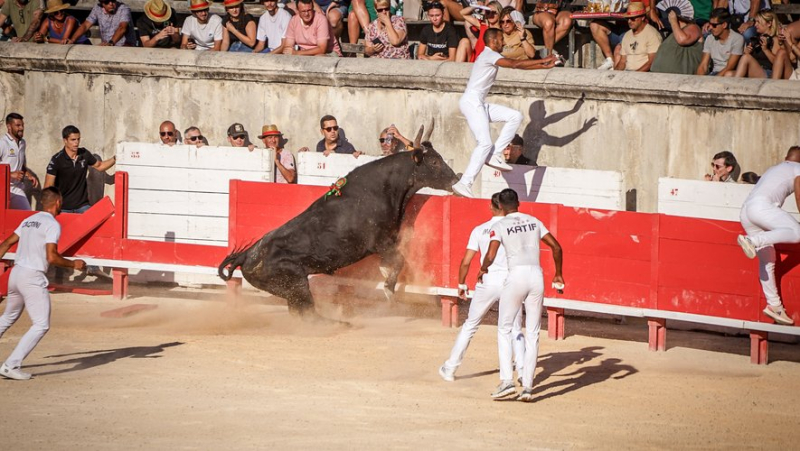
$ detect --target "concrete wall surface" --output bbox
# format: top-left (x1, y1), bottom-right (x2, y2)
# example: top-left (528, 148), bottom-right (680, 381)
top-left (0, 42), bottom-right (798, 212)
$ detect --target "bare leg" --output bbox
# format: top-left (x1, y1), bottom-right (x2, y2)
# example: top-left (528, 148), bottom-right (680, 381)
top-left (328, 8), bottom-right (343, 39)
top-left (553, 11), bottom-right (573, 44)
top-left (442, 0), bottom-right (465, 21)
top-left (735, 54), bottom-right (767, 78)
top-left (533, 12), bottom-right (556, 54)
top-left (350, 0), bottom-right (371, 43)
top-left (589, 21), bottom-right (612, 58)
top-left (456, 37), bottom-right (472, 62)
top-left (348, 10), bottom-right (362, 43)
top-left (379, 247), bottom-right (405, 302)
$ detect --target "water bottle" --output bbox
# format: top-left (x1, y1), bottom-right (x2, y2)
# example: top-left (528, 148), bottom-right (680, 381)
top-left (395, 0), bottom-right (403, 16)
top-left (385, 126), bottom-right (394, 148)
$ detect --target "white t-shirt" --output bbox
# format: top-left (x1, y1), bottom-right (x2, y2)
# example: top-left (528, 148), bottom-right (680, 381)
top-left (467, 216), bottom-right (508, 275)
top-left (256, 8), bottom-right (291, 49)
top-left (463, 47), bottom-right (502, 103)
top-left (489, 212), bottom-right (550, 269)
top-left (182, 15), bottom-right (223, 51)
top-left (745, 161), bottom-right (800, 207)
top-left (13, 211), bottom-right (61, 273)
top-left (0, 133), bottom-right (26, 197)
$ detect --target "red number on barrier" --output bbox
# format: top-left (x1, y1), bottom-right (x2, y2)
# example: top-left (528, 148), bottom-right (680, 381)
top-left (317, 163), bottom-right (326, 170)
top-left (494, 170), bottom-right (500, 177)
top-left (670, 189), bottom-right (678, 196)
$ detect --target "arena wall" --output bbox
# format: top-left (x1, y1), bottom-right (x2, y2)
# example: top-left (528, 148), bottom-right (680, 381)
top-left (1, 42), bottom-right (799, 212)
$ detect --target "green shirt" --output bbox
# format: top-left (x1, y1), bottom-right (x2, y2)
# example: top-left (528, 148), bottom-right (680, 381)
top-left (688, 0), bottom-right (712, 22)
top-left (0, 0), bottom-right (44, 40)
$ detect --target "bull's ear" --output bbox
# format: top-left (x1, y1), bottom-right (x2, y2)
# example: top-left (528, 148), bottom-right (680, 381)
top-left (412, 148), bottom-right (424, 165)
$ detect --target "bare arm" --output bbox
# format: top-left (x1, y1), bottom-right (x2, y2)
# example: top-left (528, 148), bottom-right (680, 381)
top-left (497, 55), bottom-right (557, 69)
top-left (637, 53), bottom-right (657, 72)
top-left (101, 21), bottom-right (128, 46)
top-left (46, 242), bottom-right (85, 270)
top-left (274, 151), bottom-right (296, 183)
top-left (457, 249), bottom-right (477, 300)
top-left (43, 174), bottom-right (56, 189)
top-left (294, 36), bottom-right (326, 55)
top-left (460, 6), bottom-right (480, 27)
top-left (479, 240), bottom-right (500, 275)
top-left (0, 233), bottom-right (19, 259)
top-left (794, 177), bottom-right (800, 214)
top-left (69, 20), bottom-right (92, 44)
top-left (669, 17), bottom-right (701, 46)
top-left (542, 233), bottom-right (564, 284)
top-left (92, 155), bottom-right (116, 172)
top-left (19, 8), bottom-right (44, 42)
top-left (719, 53), bottom-right (741, 75)
top-left (696, 52), bottom-right (711, 75)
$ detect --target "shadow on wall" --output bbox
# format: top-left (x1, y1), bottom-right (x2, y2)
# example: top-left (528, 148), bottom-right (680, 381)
top-left (521, 94), bottom-right (598, 166)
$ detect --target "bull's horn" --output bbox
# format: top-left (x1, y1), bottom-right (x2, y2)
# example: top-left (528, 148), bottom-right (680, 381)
top-left (422, 118), bottom-right (435, 143)
top-left (413, 125), bottom-right (424, 149)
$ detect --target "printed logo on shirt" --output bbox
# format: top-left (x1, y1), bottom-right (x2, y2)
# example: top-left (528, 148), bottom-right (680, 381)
top-left (489, 230), bottom-right (496, 238)
top-left (506, 223), bottom-right (537, 234)
top-left (22, 220), bottom-right (41, 229)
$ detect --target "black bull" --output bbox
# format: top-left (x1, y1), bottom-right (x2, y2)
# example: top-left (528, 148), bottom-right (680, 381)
top-left (218, 139), bottom-right (459, 321)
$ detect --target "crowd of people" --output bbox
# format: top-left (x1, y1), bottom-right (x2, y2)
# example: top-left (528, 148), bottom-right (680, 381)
top-left (0, 0), bottom-right (798, 78)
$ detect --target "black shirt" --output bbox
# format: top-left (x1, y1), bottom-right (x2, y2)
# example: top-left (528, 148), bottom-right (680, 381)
top-left (136, 16), bottom-right (181, 48)
top-left (419, 22), bottom-right (459, 57)
top-left (315, 132), bottom-right (357, 154)
top-left (514, 154), bottom-right (535, 166)
top-left (222, 14), bottom-right (256, 46)
top-left (46, 148), bottom-right (98, 210)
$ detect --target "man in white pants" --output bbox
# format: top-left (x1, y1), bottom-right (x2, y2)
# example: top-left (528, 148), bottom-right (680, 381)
top-left (480, 188), bottom-right (563, 401)
top-left (451, 28), bottom-right (557, 199)
top-left (0, 187), bottom-right (86, 380)
top-left (737, 146), bottom-right (800, 326)
top-left (0, 113), bottom-right (38, 210)
top-left (439, 193), bottom-right (525, 383)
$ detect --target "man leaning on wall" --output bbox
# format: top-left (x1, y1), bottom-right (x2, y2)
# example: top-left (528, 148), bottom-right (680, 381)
top-left (0, 0), bottom-right (44, 42)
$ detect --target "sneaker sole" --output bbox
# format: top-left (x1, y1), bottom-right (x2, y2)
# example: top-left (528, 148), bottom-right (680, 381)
top-left (517, 394), bottom-right (534, 402)
top-left (490, 386), bottom-right (517, 399)
top-left (738, 235), bottom-right (757, 259)
top-left (438, 366), bottom-right (455, 382)
top-left (451, 185), bottom-right (474, 198)
top-left (486, 160), bottom-right (513, 172)
top-left (763, 307), bottom-right (794, 326)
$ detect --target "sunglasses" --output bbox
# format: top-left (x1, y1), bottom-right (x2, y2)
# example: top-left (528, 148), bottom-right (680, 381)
top-left (186, 135), bottom-right (204, 141)
top-left (709, 22), bottom-right (724, 28)
top-left (500, 19), bottom-right (514, 24)
top-left (379, 138), bottom-right (392, 143)
top-left (323, 126), bottom-right (339, 132)
top-left (376, 7), bottom-right (390, 12)
top-left (485, 11), bottom-right (497, 17)
top-left (711, 163), bottom-right (725, 169)
top-left (160, 131), bottom-right (175, 137)
top-left (231, 135), bottom-right (246, 139)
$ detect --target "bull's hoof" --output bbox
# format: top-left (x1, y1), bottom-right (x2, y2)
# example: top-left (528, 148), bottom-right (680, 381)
top-left (300, 311), bottom-right (351, 328)
top-left (382, 286), bottom-right (396, 304)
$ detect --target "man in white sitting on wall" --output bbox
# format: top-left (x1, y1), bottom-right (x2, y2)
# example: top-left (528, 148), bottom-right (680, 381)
top-left (253, 0), bottom-right (291, 53)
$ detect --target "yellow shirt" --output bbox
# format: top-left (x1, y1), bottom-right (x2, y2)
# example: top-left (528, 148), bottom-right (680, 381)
top-left (501, 30), bottom-right (536, 60)
top-left (621, 24), bottom-right (662, 71)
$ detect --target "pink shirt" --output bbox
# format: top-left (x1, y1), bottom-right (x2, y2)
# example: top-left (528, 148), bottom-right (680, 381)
top-left (285, 12), bottom-right (342, 56)
top-left (275, 149), bottom-right (296, 184)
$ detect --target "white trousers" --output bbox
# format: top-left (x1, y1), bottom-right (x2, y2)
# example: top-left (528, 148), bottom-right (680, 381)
top-left (497, 265), bottom-right (544, 388)
top-left (740, 199), bottom-right (800, 307)
top-left (443, 272), bottom-right (524, 375)
top-left (0, 266), bottom-right (51, 369)
top-left (458, 95), bottom-right (523, 187)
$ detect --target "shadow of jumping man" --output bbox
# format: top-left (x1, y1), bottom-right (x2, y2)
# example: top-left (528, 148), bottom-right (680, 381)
top-left (25, 342), bottom-right (184, 377)
top-left (531, 357), bottom-right (638, 403)
top-left (521, 94), bottom-right (598, 165)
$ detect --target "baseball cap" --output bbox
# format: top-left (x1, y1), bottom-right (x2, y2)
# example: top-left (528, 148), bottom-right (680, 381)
top-left (227, 123), bottom-right (247, 138)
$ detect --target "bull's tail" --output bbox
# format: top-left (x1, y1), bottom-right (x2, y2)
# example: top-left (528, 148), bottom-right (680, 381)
top-left (218, 243), bottom-right (253, 281)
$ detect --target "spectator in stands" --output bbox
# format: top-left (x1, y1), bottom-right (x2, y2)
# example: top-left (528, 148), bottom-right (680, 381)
top-left (314, 115), bottom-right (361, 157)
top-left (253, 0), bottom-right (291, 53)
top-left (417, 2), bottom-right (471, 62)
top-left (718, 0), bottom-right (762, 43)
top-left (689, 0), bottom-right (712, 28)
top-left (158, 121), bottom-right (181, 146)
top-left (137, 0), bottom-right (180, 48)
top-left (530, 0), bottom-right (572, 59)
top-left (461, 1), bottom-right (503, 61)
top-left (734, 10), bottom-right (794, 79)
top-left (502, 134), bottom-right (534, 165)
top-left (0, 113), bottom-right (37, 210)
top-left (181, 0), bottom-right (223, 51)
top-left (285, 0), bottom-right (342, 56)
top-left (615, 2), bottom-right (662, 72)
top-left (226, 123), bottom-right (256, 150)
top-left (379, 124), bottom-right (411, 156)
top-left (313, 0), bottom-right (348, 39)
top-left (69, 0), bottom-right (136, 46)
top-left (704, 150), bottom-right (738, 183)
top-left (499, 7), bottom-right (535, 60)
top-left (44, 125), bottom-right (116, 213)
top-left (364, 0), bottom-right (409, 59)
top-left (184, 126), bottom-right (207, 148)
top-left (0, 0), bottom-right (44, 42)
top-left (33, 0), bottom-right (87, 45)
top-left (259, 124), bottom-right (296, 183)
top-left (347, 0), bottom-right (375, 44)
top-left (589, 15), bottom-right (627, 70)
top-left (783, 26), bottom-right (800, 80)
top-left (741, 171), bottom-right (760, 184)
top-left (651, 10), bottom-right (703, 74)
top-left (221, 0), bottom-right (257, 52)
top-left (696, 8), bottom-right (744, 76)
top-left (440, 0), bottom-right (518, 22)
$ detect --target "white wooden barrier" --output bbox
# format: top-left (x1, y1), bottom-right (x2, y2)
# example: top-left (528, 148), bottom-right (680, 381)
top-left (479, 165), bottom-right (626, 210)
top-left (297, 152), bottom-right (450, 196)
top-left (116, 143), bottom-right (274, 246)
top-left (657, 178), bottom-right (800, 222)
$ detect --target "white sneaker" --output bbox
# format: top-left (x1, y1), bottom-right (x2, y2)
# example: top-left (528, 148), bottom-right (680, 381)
top-left (451, 182), bottom-right (474, 198)
top-left (0, 363), bottom-right (31, 380)
top-left (597, 56), bottom-right (614, 70)
top-left (438, 365), bottom-right (455, 382)
top-left (737, 235), bottom-right (757, 259)
top-left (763, 306), bottom-right (794, 326)
top-left (486, 154), bottom-right (512, 171)
top-left (517, 388), bottom-right (535, 402)
top-left (490, 381), bottom-right (517, 399)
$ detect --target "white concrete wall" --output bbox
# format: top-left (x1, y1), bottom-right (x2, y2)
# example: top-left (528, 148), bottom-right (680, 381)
top-left (1, 43), bottom-right (799, 212)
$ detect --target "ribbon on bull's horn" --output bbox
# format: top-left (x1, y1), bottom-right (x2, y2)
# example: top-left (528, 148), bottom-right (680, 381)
top-left (325, 177), bottom-right (347, 199)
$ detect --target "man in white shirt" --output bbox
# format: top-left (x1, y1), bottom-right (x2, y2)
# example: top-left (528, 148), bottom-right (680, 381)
top-left (0, 187), bottom-right (86, 380)
top-left (480, 188), bottom-right (564, 401)
top-left (737, 146), bottom-right (800, 326)
top-left (253, 0), bottom-right (291, 53)
top-left (439, 193), bottom-right (525, 383)
top-left (0, 113), bottom-right (38, 210)
top-left (452, 29), bottom-right (557, 199)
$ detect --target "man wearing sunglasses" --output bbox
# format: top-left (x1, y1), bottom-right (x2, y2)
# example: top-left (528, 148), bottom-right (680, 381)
top-left (69, 0), bottom-right (135, 46)
top-left (158, 121), bottom-right (181, 146)
top-left (184, 126), bottom-right (207, 148)
top-left (704, 150), bottom-right (738, 183)
top-left (312, 115), bottom-right (361, 157)
top-left (696, 8), bottom-right (744, 76)
top-left (0, 0), bottom-right (44, 42)
top-left (614, 2), bottom-right (661, 72)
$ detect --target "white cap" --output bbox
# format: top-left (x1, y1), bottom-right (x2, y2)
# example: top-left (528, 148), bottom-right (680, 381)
top-left (510, 10), bottom-right (525, 24)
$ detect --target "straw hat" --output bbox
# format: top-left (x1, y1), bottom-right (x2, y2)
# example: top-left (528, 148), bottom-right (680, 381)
top-left (223, 0), bottom-right (243, 7)
top-left (144, 0), bottom-right (172, 23)
top-left (625, 2), bottom-right (647, 17)
top-left (189, 0), bottom-right (210, 12)
top-left (258, 124), bottom-right (282, 139)
top-left (44, 0), bottom-right (70, 14)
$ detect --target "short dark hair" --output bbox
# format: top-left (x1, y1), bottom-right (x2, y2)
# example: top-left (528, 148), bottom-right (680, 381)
top-left (490, 192), bottom-right (501, 210)
top-left (483, 28), bottom-right (501, 45)
top-left (710, 8), bottom-right (731, 23)
top-left (498, 188), bottom-right (519, 209)
top-left (510, 134), bottom-right (523, 147)
top-left (41, 186), bottom-right (62, 207)
top-left (62, 125), bottom-right (80, 139)
top-left (741, 172), bottom-right (760, 184)
top-left (424, 1), bottom-right (444, 12)
top-left (499, 6), bottom-right (515, 20)
top-left (713, 151), bottom-right (737, 168)
top-left (320, 115), bottom-right (337, 129)
top-left (297, 0), bottom-right (313, 6)
top-left (5, 113), bottom-right (22, 124)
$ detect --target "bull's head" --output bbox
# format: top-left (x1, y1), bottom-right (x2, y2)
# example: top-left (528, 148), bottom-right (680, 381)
top-left (409, 119), bottom-right (459, 192)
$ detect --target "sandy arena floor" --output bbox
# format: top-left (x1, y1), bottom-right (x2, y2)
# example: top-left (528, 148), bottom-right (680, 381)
top-left (1, 285), bottom-right (799, 450)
